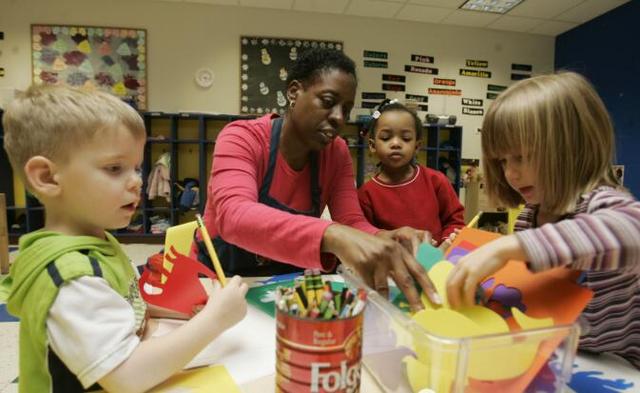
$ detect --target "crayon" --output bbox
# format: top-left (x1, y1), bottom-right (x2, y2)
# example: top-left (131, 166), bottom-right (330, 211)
top-left (294, 284), bottom-right (308, 310)
top-left (295, 275), bottom-right (306, 294)
top-left (323, 301), bottom-right (336, 319)
top-left (309, 303), bottom-right (321, 319)
top-left (318, 291), bottom-right (332, 314)
top-left (313, 270), bottom-right (324, 304)
top-left (304, 270), bottom-right (316, 305)
top-left (339, 304), bottom-right (352, 318)
top-left (467, 211), bottom-right (483, 228)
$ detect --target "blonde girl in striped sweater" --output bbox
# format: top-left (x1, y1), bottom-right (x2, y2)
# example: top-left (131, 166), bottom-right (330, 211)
top-left (446, 71), bottom-right (640, 369)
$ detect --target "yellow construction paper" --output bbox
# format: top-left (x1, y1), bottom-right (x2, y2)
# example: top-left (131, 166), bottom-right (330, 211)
top-left (150, 365), bottom-right (241, 392)
top-left (95, 365), bottom-right (240, 393)
top-left (403, 356), bottom-right (433, 393)
top-left (411, 308), bottom-right (480, 386)
top-left (459, 305), bottom-right (509, 335)
top-left (421, 260), bottom-right (454, 309)
top-left (406, 261), bottom-right (553, 390)
top-left (512, 307), bottom-right (554, 330)
top-left (413, 308), bottom-right (480, 339)
top-left (162, 220), bottom-right (199, 278)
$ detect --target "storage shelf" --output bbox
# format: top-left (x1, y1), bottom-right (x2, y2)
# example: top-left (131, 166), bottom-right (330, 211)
top-left (1, 110), bottom-right (461, 240)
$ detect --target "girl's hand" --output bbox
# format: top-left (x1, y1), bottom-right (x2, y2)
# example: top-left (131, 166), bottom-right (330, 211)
top-left (202, 275), bottom-right (249, 331)
top-left (446, 235), bottom-right (525, 308)
top-left (438, 228), bottom-right (460, 253)
top-left (323, 224), bottom-right (440, 311)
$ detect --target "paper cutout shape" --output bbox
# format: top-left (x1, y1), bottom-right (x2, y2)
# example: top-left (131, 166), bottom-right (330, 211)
top-left (512, 307), bottom-right (553, 330)
top-left (403, 356), bottom-right (432, 393)
top-left (164, 221), bottom-right (198, 258)
top-left (446, 246), bottom-right (470, 264)
top-left (487, 283), bottom-right (526, 318)
top-left (416, 243), bottom-right (444, 272)
top-left (420, 260), bottom-right (454, 309)
top-left (139, 245), bottom-right (217, 315)
top-left (401, 227), bottom-right (593, 392)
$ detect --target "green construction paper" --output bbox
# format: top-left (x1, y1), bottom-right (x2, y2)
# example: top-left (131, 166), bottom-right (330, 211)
top-left (416, 243), bottom-right (444, 272)
top-left (246, 279), bottom-right (346, 318)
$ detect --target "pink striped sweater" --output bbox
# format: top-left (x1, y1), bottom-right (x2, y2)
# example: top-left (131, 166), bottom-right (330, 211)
top-left (515, 186), bottom-right (640, 369)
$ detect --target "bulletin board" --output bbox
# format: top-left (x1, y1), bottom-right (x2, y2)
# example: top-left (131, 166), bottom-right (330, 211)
top-left (240, 36), bottom-right (343, 115)
top-left (31, 24), bottom-right (147, 110)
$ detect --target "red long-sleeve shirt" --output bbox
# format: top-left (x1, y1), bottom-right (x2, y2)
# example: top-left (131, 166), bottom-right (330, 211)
top-left (201, 114), bottom-right (377, 270)
top-left (358, 165), bottom-right (465, 243)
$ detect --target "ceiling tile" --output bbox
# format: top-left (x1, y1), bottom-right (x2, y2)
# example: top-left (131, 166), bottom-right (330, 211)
top-left (508, 0), bottom-right (583, 19)
top-left (529, 19), bottom-right (578, 36)
top-left (396, 4), bottom-right (453, 23)
top-left (345, 0), bottom-right (404, 18)
top-left (293, 0), bottom-right (349, 14)
top-left (440, 9), bottom-right (501, 27)
top-left (486, 15), bottom-right (543, 32)
top-left (555, 0), bottom-right (629, 23)
top-left (239, 0), bottom-right (293, 10)
top-left (408, 0), bottom-right (465, 8)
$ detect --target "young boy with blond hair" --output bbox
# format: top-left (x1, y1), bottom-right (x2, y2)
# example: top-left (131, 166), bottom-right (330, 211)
top-left (1, 85), bottom-right (248, 393)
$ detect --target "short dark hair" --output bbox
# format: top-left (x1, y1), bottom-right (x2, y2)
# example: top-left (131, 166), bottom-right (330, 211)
top-left (367, 99), bottom-right (423, 139)
top-left (286, 47), bottom-right (357, 87)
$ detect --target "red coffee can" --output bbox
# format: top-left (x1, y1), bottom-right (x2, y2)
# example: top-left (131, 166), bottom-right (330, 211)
top-left (275, 308), bottom-right (364, 393)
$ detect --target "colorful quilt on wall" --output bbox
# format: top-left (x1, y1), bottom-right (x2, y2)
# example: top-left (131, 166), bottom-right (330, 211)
top-left (31, 24), bottom-right (147, 110)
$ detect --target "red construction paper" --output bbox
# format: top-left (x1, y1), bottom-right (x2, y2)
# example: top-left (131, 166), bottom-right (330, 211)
top-left (139, 246), bottom-right (217, 315)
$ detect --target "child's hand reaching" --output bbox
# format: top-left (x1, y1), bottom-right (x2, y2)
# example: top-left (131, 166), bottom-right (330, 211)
top-left (446, 235), bottom-right (525, 308)
top-left (437, 229), bottom-right (460, 252)
top-left (201, 275), bottom-right (248, 331)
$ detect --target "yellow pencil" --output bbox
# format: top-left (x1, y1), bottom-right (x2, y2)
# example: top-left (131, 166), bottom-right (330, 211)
top-left (467, 211), bottom-right (483, 228)
top-left (195, 214), bottom-right (227, 287)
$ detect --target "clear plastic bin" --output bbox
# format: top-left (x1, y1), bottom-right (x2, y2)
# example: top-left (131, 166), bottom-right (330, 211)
top-left (341, 269), bottom-right (580, 393)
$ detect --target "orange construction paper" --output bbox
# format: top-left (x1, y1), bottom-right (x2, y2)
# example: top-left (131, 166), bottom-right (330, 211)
top-left (441, 228), bottom-right (593, 392)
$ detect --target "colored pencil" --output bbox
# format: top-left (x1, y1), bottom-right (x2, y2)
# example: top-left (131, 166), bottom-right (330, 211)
top-left (195, 214), bottom-right (227, 286)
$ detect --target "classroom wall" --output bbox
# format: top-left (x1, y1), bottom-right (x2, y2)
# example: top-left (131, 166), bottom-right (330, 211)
top-left (0, 0), bottom-right (554, 160)
top-left (555, 0), bottom-right (640, 196)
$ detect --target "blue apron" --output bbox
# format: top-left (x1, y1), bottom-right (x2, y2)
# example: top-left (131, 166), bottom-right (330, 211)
top-left (198, 117), bottom-right (321, 276)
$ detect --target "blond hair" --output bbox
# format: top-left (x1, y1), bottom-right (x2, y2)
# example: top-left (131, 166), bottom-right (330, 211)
top-left (3, 84), bottom-right (145, 182)
top-left (481, 71), bottom-right (618, 215)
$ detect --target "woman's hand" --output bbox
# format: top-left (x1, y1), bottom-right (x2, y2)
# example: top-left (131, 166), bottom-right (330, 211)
top-left (377, 226), bottom-right (431, 256)
top-left (446, 235), bottom-right (525, 308)
top-left (322, 224), bottom-right (440, 311)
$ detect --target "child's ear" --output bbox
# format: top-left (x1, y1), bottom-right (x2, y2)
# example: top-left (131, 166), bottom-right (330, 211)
top-left (368, 138), bottom-right (376, 153)
top-left (23, 156), bottom-right (61, 197)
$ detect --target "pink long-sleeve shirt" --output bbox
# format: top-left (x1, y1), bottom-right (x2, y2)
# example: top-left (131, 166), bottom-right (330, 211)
top-left (202, 114), bottom-right (378, 270)
top-left (515, 186), bottom-right (640, 369)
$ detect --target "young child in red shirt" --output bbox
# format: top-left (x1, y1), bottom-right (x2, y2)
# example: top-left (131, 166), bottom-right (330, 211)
top-left (358, 99), bottom-right (465, 245)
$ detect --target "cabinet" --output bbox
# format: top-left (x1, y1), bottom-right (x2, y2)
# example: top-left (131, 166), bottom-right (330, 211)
top-left (1, 111), bottom-right (461, 243)
top-left (131, 112), bottom-right (255, 242)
